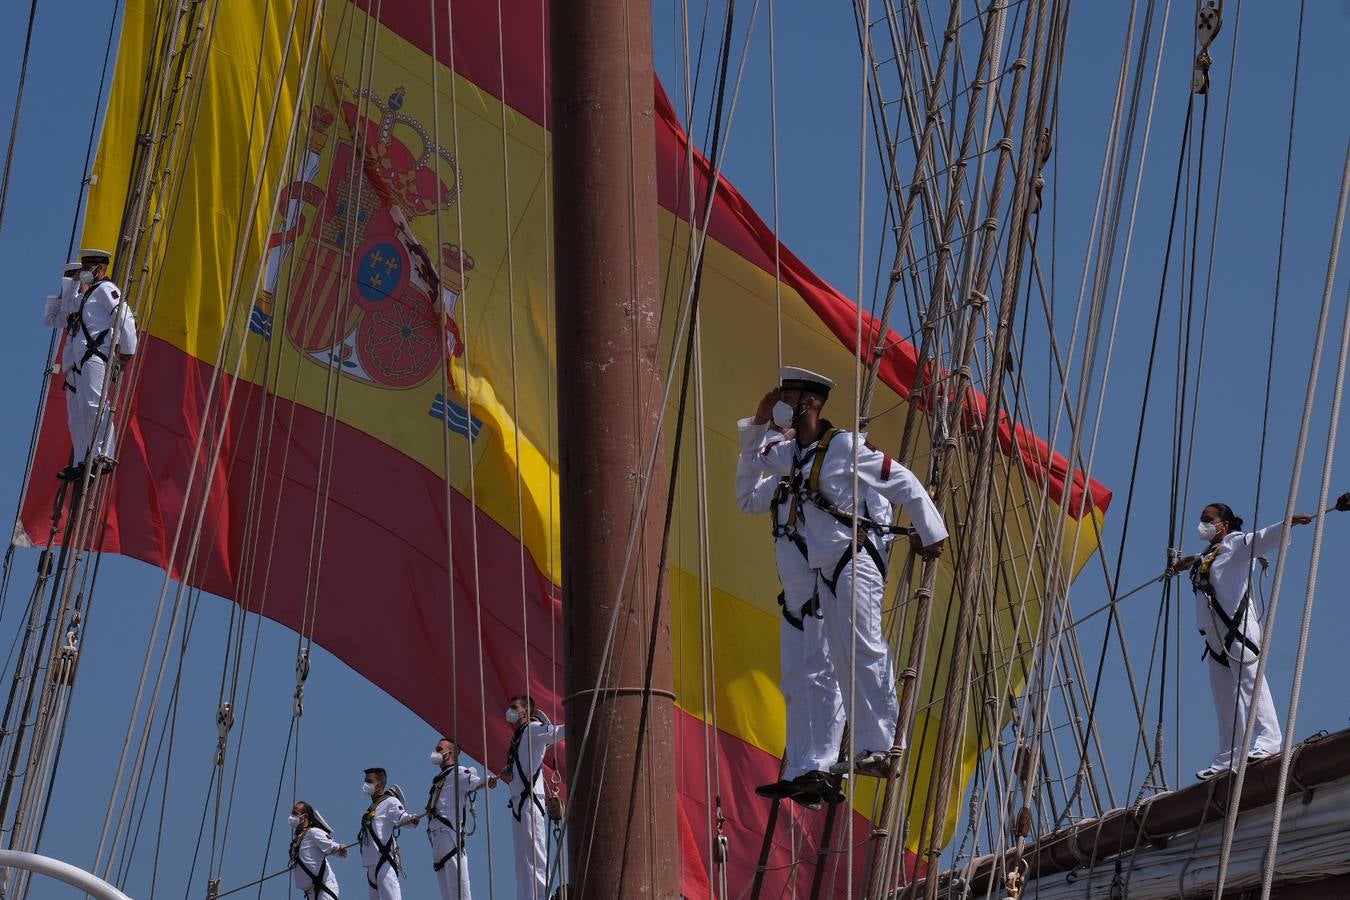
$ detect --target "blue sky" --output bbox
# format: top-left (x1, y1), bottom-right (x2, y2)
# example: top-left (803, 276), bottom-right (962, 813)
top-left (1, 2), bottom-right (1349, 898)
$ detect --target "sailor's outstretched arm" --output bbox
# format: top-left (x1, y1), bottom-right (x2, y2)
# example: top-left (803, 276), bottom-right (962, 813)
top-left (846, 435), bottom-right (947, 549)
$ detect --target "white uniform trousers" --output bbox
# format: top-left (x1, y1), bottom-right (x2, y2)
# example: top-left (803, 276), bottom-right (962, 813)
top-left (1206, 628), bottom-right (1283, 769)
top-left (429, 825), bottom-right (471, 900)
top-left (820, 546), bottom-right (898, 755)
top-left (365, 862), bottom-right (400, 900)
top-left (779, 610), bottom-right (845, 779)
top-left (510, 791), bottom-right (550, 900)
top-left (65, 358), bottom-right (115, 463)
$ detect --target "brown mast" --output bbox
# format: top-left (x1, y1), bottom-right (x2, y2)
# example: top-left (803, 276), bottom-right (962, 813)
top-left (551, 1), bottom-right (678, 897)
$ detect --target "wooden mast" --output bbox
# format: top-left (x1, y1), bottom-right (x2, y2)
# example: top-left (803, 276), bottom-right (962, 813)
top-left (551, 0), bottom-right (679, 897)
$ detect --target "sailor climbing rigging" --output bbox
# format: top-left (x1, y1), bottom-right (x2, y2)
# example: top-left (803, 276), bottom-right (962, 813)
top-left (736, 412), bottom-right (892, 805)
top-left (46, 249), bottom-right (137, 480)
top-left (357, 767), bottom-right (418, 900)
top-left (1170, 503), bottom-right (1311, 780)
top-left (487, 695), bottom-right (565, 900)
top-left (425, 738), bottom-right (482, 900)
top-left (744, 367), bottom-right (948, 777)
top-left (289, 801), bottom-right (346, 898)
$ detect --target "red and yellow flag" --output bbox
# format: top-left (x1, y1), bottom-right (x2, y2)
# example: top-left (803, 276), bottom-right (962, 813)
top-left (20, 1), bottom-right (1109, 894)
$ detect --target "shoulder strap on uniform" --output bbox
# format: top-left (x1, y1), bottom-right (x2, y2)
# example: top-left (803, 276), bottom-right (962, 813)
top-left (806, 428), bottom-right (840, 495)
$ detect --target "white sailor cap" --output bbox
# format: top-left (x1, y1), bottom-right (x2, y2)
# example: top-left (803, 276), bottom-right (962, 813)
top-left (78, 248), bottom-right (112, 266)
top-left (63, 262), bottom-right (81, 275)
top-left (779, 366), bottom-right (835, 398)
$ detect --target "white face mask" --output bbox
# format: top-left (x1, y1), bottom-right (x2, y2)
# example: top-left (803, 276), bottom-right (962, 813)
top-left (430, 750), bottom-right (447, 767)
top-left (771, 400), bottom-right (795, 429)
top-left (287, 814), bottom-right (302, 829)
top-left (361, 781), bottom-right (376, 795)
top-left (505, 707), bottom-right (522, 725)
top-left (1197, 521), bottom-right (1218, 542)
top-left (78, 270), bottom-right (94, 286)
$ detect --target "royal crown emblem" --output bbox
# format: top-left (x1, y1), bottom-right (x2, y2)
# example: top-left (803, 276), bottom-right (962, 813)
top-left (251, 83), bottom-right (480, 440)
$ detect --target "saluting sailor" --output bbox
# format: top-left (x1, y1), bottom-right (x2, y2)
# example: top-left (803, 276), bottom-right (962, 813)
top-left (52, 249), bottom-right (137, 479)
top-left (1170, 503), bottom-right (1311, 780)
top-left (40, 262), bottom-right (83, 329)
top-left (736, 405), bottom-right (894, 804)
top-left (289, 801), bottom-right (345, 898)
top-left (744, 367), bottom-right (948, 777)
top-left (357, 767), bottom-right (419, 900)
top-left (425, 737), bottom-right (482, 900)
top-left (487, 695), bottom-right (565, 900)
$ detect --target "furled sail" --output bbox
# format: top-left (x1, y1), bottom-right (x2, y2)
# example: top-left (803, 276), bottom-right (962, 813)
top-left (17, 0), bottom-right (1110, 894)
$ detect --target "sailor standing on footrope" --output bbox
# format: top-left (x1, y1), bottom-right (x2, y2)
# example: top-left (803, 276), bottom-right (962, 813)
top-left (357, 767), bottom-right (418, 900)
top-left (737, 413), bottom-right (893, 805)
top-left (1170, 502), bottom-right (1312, 780)
top-left (289, 801), bottom-right (346, 898)
top-left (487, 695), bottom-right (565, 900)
top-left (745, 367), bottom-right (948, 778)
top-left (52, 249), bottom-right (137, 481)
top-left (425, 738), bottom-right (482, 900)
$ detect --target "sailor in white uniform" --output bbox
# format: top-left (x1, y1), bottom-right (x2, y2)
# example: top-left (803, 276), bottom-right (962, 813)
top-left (1172, 503), bottom-right (1311, 780)
top-left (425, 738), bottom-right (482, 900)
top-left (357, 767), bottom-right (418, 900)
top-left (736, 415), bottom-right (893, 803)
top-left (289, 801), bottom-right (345, 898)
top-left (54, 249), bottom-right (137, 478)
top-left (43, 263), bottom-right (84, 463)
top-left (488, 695), bottom-right (565, 900)
top-left (745, 367), bottom-right (948, 777)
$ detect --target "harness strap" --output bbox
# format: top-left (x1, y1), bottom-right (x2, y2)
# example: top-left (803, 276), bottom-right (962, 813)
top-left (67, 281), bottom-right (116, 375)
top-left (360, 795), bottom-right (402, 880)
top-left (506, 727), bottom-right (547, 823)
top-left (823, 535), bottom-right (888, 595)
top-left (1191, 544), bottom-right (1262, 660)
top-left (291, 836), bottom-right (339, 900)
top-left (787, 428), bottom-right (910, 538)
top-left (431, 841), bottom-right (462, 871)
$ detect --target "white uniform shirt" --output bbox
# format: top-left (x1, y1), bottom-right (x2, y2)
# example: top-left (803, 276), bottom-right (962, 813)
top-left (507, 721), bottom-right (565, 798)
top-left (291, 827), bottom-right (343, 893)
top-left (359, 793), bottom-right (414, 867)
top-left (740, 418), bottom-right (947, 569)
top-left (427, 764), bottom-right (482, 835)
top-left (67, 280), bottom-right (138, 367)
top-left (1192, 522), bottom-right (1285, 634)
top-left (735, 424), bottom-right (895, 562)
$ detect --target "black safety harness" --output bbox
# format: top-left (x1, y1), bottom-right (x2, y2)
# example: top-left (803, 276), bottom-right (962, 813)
top-left (506, 724), bottom-right (547, 823)
top-left (359, 792), bottom-right (404, 887)
top-left (770, 480), bottom-right (817, 630)
top-left (425, 767), bottom-right (467, 871)
top-left (289, 829), bottom-right (339, 899)
top-left (784, 426), bottom-right (906, 593)
top-left (1190, 541), bottom-right (1262, 668)
top-left (63, 280), bottom-right (121, 390)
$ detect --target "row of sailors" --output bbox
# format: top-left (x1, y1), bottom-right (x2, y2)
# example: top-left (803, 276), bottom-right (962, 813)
top-left (38, 250), bottom-right (138, 480)
top-left (289, 695), bottom-right (565, 900)
top-left (739, 366), bottom-right (1325, 802)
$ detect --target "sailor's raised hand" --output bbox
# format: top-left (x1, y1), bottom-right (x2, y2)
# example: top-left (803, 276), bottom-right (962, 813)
top-left (754, 387), bottom-right (782, 425)
top-left (1291, 514), bottom-right (1313, 526)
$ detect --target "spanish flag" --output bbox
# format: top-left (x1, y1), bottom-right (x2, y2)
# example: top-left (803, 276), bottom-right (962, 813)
top-left (19, 1), bottom-right (1109, 895)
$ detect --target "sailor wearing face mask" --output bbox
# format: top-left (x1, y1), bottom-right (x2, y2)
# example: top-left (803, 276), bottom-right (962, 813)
top-left (487, 695), bottom-right (565, 900)
top-left (357, 767), bottom-right (419, 900)
top-left (736, 400), bottom-right (894, 804)
top-left (289, 801), bottom-right (345, 898)
top-left (743, 368), bottom-right (948, 777)
top-left (54, 249), bottom-right (138, 479)
top-left (425, 738), bottom-right (482, 900)
top-left (1170, 503), bottom-right (1312, 780)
